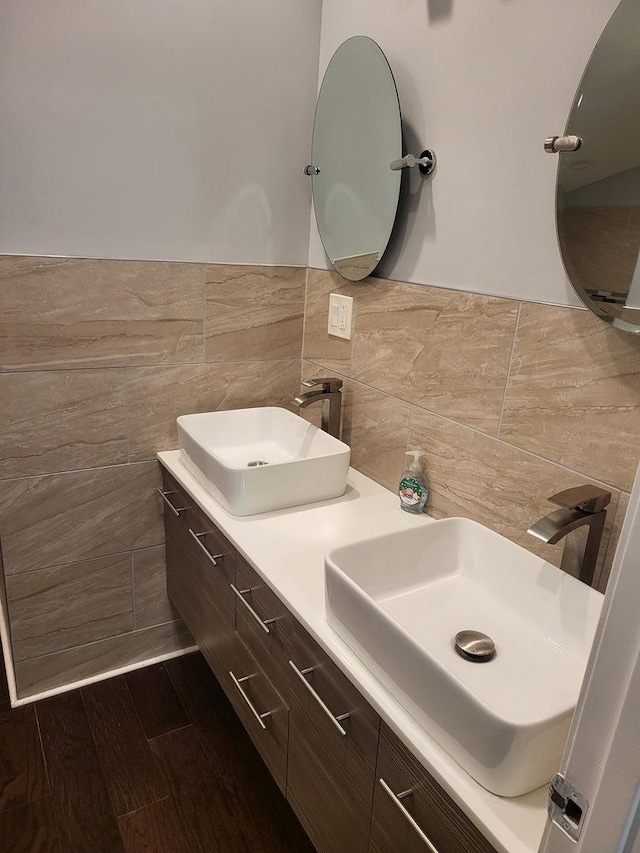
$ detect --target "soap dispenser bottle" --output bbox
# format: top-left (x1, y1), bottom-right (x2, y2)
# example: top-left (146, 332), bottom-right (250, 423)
top-left (398, 450), bottom-right (428, 514)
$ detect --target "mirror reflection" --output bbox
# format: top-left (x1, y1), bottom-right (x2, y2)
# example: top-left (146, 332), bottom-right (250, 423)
top-left (311, 37), bottom-right (402, 281)
top-left (557, 0), bottom-right (640, 333)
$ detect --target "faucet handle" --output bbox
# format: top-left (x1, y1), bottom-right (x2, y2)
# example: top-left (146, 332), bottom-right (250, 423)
top-left (302, 377), bottom-right (343, 392)
top-left (549, 485), bottom-right (611, 514)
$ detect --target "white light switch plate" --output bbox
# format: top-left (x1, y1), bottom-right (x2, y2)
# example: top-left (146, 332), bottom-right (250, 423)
top-left (327, 293), bottom-right (353, 340)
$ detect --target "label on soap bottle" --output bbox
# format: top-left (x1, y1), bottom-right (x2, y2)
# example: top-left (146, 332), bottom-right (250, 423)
top-left (399, 477), bottom-right (423, 507)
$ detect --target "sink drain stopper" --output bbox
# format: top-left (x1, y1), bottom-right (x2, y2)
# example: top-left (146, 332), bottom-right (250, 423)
top-left (454, 630), bottom-right (496, 662)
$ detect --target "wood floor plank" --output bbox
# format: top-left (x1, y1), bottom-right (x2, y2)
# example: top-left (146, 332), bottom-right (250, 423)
top-left (165, 653), bottom-right (244, 779)
top-left (36, 691), bottom-right (125, 852)
top-left (0, 796), bottom-right (61, 852)
top-left (166, 653), bottom-right (314, 853)
top-left (124, 663), bottom-right (190, 740)
top-left (118, 797), bottom-right (191, 853)
top-left (0, 704), bottom-right (48, 813)
top-left (149, 726), bottom-right (242, 853)
top-left (82, 676), bottom-right (168, 817)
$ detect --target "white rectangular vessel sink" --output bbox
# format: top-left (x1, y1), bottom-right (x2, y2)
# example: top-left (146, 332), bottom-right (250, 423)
top-left (177, 407), bottom-right (350, 516)
top-left (325, 517), bottom-right (603, 797)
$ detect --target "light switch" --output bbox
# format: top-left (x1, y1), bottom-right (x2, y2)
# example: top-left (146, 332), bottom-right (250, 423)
top-left (327, 293), bottom-right (353, 340)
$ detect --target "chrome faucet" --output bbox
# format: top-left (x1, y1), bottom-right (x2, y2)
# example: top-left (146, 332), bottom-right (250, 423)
top-left (293, 377), bottom-right (343, 439)
top-left (527, 485), bottom-right (611, 587)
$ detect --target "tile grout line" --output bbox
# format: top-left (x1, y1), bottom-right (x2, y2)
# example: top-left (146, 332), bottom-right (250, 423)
top-left (406, 403), bottom-right (415, 457)
top-left (1, 357), bottom-right (303, 377)
top-left (496, 302), bottom-right (522, 439)
top-left (123, 367), bottom-right (133, 465)
top-left (5, 547), bottom-right (163, 580)
top-left (131, 552), bottom-right (136, 631)
top-left (17, 618), bottom-right (189, 678)
top-left (0, 457), bottom-right (168, 485)
top-left (201, 267), bottom-right (208, 365)
top-left (303, 357), bottom-right (631, 495)
top-left (299, 266), bottom-right (310, 376)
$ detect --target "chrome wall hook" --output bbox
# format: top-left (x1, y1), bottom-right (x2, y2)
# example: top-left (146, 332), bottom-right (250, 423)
top-left (303, 164), bottom-right (320, 175)
top-left (390, 149), bottom-right (436, 176)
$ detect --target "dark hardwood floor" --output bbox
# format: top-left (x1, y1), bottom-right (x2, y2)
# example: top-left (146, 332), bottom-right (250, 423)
top-left (0, 652), bottom-right (315, 852)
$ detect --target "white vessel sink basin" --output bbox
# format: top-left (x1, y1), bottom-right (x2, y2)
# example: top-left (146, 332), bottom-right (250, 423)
top-left (325, 517), bottom-right (603, 797)
top-left (178, 407), bottom-right (350, 516)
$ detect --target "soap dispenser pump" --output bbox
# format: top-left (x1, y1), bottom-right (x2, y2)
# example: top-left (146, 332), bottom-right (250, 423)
top-left (398, 450), bottom-right (428, 514)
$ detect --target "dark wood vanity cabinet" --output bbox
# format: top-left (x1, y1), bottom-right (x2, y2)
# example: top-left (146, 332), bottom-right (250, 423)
top-left (163, 471), bottom-right (289, 794)
top-left (161, 468), bottom-right (499, 853)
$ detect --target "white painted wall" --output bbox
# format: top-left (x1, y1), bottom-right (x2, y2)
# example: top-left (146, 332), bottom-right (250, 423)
top-left (311, 0), bottom-right (621, 305)
top-left (0, 0), bottom-right (321, 265)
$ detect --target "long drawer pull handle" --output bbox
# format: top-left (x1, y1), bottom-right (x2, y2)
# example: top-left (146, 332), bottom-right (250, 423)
top-left (188, 528), bottom-right (224, 567)
top-left (379, 778), bottom-right (440, 852)
top-left (157, 488), bottom-right (191, 517)
top-left (288, 660), bottom-right (350, 737)
top-left (231, 584), bottom-right (276, 634)
top-left (229, 671), bottom-right (272, 731)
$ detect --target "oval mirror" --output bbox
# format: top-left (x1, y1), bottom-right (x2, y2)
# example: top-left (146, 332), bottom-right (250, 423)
top-left (311, 36), bottom-right (402, 281)
top-left (556, 0), bottom-right (640, 334)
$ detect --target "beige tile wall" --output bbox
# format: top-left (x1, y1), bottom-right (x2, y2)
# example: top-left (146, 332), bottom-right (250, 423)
top-left (303, 269), bottom-right (640, 593)
top-left (0, 257), bottom-right (305, 698)
top-left (2, 256), bottom-right (636, 699)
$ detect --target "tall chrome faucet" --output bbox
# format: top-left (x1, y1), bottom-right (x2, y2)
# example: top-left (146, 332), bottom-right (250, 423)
top-left (293, 377), bottom-right (343, 439)
top-left (527, 485), bottom-right (611, 587)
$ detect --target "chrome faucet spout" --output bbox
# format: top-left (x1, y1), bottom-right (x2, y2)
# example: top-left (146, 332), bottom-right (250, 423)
top-left (292, 377), bottom-right (343, 439)
top-left (293, 390), bottom-right (328, 408)
top-left (527, 485), bottom-right (611, 587)
top-left (527, 507), bottom-right (599, 545)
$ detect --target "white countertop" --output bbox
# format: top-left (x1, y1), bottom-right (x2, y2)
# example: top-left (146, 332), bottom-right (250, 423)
top-left (158, 451), bottom-right (547, 853)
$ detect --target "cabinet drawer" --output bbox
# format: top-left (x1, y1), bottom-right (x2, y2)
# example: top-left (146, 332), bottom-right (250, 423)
top-left (234, 555), bottom-right (292, 690)
top-left (288, 706), bottom-right (376, 853)
top-left (286, 621), bottom-right (380, 853)
top-left (286, 618), bottom-right (379, 768)
top-left (182, 502), bottom-right (236, 580)
top-left (165, 510), bottom-right (235, 680)
top-left (159, 469), bottom-right (194, 519)
top-left (224, 634), bottom-right (289, 795)
top-left (160, 470), bottom-right (236, 575)
top-left (369, 724), bottom-right (498, 853)
top-left (161, 471), bottom-right (235, 625)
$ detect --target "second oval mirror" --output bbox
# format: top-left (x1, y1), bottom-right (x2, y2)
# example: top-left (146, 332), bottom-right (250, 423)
top-left (556, 0), bottom-right (640, 334)
top-left (310, 37), bottom-right (402, 281)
